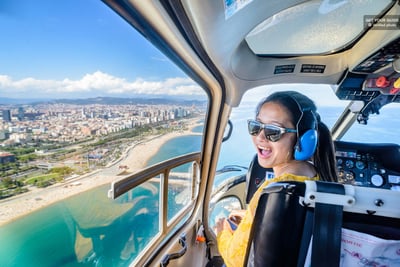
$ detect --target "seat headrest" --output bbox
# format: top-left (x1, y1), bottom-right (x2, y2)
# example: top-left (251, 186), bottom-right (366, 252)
top-left (245, 154), bottom-right (273, 204)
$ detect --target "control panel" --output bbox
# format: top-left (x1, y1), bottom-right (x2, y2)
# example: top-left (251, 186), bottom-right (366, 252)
top-left (335, 141), bottom-right (400, 190)
top-left (336, 37), bottom-right (400, 104)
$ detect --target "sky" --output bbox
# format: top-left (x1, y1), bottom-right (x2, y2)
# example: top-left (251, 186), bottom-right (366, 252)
top-left (242, 84), bottom-right (346, 107)
top-left (0, 0), bottom-right (204, 100)
top-left (0, 0), bottom-right (349, 107)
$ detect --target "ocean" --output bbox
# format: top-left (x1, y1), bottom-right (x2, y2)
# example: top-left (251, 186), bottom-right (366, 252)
top-left (0, 105), bottom-right (399, 266)
top-left (0, 133), bottom-right (204, 267)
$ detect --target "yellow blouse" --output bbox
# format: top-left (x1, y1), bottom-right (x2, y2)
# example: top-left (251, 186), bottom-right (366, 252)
top-left (217, 173), bottom-right (319, 267)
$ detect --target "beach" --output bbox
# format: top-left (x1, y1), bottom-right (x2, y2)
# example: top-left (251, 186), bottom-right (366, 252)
top-left (0, 118), bottom-right (202, 226)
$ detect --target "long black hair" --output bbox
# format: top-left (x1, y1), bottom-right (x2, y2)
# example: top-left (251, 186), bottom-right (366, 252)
top-left (255, 91), bottom-right (338, 182)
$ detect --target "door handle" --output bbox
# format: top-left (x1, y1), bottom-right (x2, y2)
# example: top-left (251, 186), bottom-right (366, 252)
top-left (160, 233), bottom-right (187, 267)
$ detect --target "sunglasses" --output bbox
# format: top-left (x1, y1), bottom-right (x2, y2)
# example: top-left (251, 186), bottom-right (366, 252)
top-left (247, 119), bottom-right (297, 142)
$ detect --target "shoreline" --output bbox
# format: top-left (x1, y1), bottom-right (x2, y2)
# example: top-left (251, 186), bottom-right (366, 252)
top-left (0, 118), bottom-right (202, 226)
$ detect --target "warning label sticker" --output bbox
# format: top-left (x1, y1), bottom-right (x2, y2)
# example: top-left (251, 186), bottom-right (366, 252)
top-left (300, 64), bottom-right (326, 73)
top-left (274, 64), bottom-right (295, 74)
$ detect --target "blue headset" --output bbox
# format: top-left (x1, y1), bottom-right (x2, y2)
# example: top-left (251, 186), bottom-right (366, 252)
top-left (291, 96), bottom-right (318, 161)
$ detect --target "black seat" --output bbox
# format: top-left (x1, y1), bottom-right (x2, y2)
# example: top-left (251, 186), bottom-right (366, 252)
top-left (245, 154), bottom-right (274, 204)
top-left (244, 181), bottom-right (400, 267)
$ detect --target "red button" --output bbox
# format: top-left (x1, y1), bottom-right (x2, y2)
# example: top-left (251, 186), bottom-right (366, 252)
top-left (375, 76), bottom-right (389, 87)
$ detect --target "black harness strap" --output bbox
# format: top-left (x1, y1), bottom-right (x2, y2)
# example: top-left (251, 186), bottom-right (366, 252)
top-left (311, 182), bottom-right (345, 267)
top-left (297, 209), bottom-right (314, 267)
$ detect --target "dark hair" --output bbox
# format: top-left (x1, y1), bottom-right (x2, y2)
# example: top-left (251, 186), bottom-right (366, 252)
top-left (255, 91), bottom-right (338, 182)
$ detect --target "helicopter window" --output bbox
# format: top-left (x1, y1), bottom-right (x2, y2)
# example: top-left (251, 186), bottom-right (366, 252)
top-left (167, 163), bottom-right (199, 223)
top-left (216, 85), bottom-right (346, 173)
top-left (341, 104), bottom-right (400, 144)
top-left (209, 196), bottom-right (242, 232)
top-left (0, 1), bottom-right (207, 266)
top-left (245, 0), bottom-right (393, 55)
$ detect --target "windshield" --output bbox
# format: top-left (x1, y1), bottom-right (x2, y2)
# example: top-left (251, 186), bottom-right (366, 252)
top-left (341, 104), bottom-right (400, 144)
top-left (217, 84), bottom-right (400, 173)
top-left (217, 85), bottom-right (346, 170)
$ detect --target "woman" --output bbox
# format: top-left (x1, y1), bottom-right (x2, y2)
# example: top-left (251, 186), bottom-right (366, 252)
top-left (215, 91), bottom-right (338, 267)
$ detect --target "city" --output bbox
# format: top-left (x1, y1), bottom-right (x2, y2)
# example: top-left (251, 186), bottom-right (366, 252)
top-left (0, 97), bottom-right (206, 199)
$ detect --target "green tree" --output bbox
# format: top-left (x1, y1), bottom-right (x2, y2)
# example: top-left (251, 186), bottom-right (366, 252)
top-left (1, 177), bottom-right (14, 189)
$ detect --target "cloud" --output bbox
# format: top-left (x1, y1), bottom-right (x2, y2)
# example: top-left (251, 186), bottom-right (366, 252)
top-left (0, 71), bottom-right (205, 99)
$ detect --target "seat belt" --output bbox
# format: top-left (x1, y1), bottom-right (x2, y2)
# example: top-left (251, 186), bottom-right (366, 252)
top-left (311, 182), bottom-right (345, 267)
top-left (297, 209), bottom-right (314, 267)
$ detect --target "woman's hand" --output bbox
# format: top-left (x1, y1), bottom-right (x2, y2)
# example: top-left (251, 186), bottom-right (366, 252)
top-left (228, 209), bottom-right (246, 225)
top-left (215, 217), bottom-right (233, 234)
top-left (215, 209), bottom-right (246, 235)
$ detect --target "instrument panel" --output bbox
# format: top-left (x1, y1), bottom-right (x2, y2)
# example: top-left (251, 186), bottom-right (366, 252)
top-left (334, 141), bottom-right (400, 190)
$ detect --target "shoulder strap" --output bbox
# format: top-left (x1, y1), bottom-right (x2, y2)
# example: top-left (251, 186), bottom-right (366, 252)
top-left (311, 182), bottom-right (345, 267)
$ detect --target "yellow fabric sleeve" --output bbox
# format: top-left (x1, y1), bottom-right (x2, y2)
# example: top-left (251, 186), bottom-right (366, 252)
top-left (217, 173), bottom-right (319, 267)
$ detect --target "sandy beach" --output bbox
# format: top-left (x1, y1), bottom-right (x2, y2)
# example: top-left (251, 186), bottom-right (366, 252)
top-left (0, 118), bottom-right (202, 226)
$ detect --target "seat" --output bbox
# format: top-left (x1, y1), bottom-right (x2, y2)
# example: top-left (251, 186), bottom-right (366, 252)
top-left (245, 154), bottom-right (273, 204)
top-left (244, 181), bottom-right (400, 267)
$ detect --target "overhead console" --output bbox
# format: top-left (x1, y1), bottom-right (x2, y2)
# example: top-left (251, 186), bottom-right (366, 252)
top-left (334, 141), bottom-right (400, 190)
top-left (335, 37), bottom-right (400, 124)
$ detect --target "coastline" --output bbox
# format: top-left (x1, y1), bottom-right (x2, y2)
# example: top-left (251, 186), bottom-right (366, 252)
top-left (0, 118), bottom-right (202, 226)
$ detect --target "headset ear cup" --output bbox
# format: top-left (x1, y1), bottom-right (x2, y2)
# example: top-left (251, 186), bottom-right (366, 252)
top-left (294, 129), bottom-right (318, 160)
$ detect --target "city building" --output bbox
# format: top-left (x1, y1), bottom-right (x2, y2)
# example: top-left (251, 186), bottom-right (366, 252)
top-left (2, 110), bottom-right (11, 122)
top-left (0, 152), bottom-right (16, 164)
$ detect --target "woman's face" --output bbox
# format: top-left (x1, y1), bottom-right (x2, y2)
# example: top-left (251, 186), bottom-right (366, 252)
top-left (252, 101), bottom-right (297, 168)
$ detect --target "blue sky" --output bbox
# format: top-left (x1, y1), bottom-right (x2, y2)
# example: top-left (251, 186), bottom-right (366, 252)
top-left (0, 0), bottom-right (352, 107)
top-left (0, 0), bottom-right (203, 99)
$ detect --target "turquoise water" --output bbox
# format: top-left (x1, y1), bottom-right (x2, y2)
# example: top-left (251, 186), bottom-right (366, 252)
top-left (0, 186), bottom-right (104, 267)
top-left (147, 135), bottom-right (202, 167)
top-left (0, 134), bottom-right (202, 267)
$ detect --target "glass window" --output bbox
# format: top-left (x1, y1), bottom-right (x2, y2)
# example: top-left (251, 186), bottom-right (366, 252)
top-left (168, 163), bottom-right (196, 222)
top-left (214, 84), bottom-right (400, 198)
top-left (209, 196), bottom-right (242, 231)
top-left (0, 1), bottom-right (207, 266)
top-left (216, 84), bottom-right (347, 173)
top-left (245, 0), bottom-right (393, 55)
top-left (341, 104), bottom-right (400, 144)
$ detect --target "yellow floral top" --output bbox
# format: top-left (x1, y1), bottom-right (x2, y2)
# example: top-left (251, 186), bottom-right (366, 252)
top-left (216, 173), bottom-right (319, 267)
